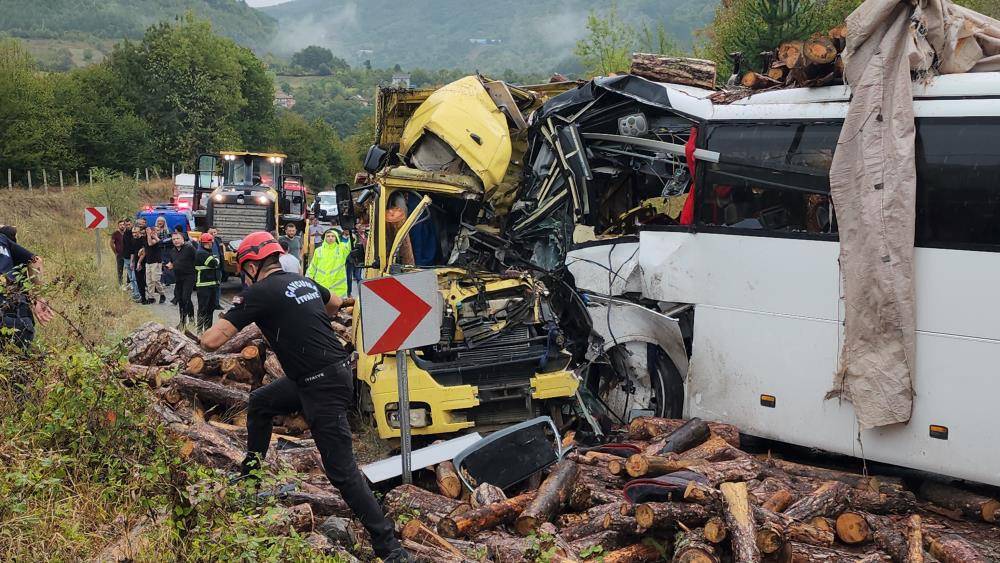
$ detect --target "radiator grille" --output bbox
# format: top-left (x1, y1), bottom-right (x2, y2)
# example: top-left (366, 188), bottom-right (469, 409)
top-left (212, 204), bottom-right (269, 240)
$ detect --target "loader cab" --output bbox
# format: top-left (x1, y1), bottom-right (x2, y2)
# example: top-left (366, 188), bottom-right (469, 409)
top-left (193, 151), bottom-right (303, 244)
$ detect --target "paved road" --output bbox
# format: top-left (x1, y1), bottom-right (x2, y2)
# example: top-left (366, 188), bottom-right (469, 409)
top-left (143, 279), bottom-right (242, 329)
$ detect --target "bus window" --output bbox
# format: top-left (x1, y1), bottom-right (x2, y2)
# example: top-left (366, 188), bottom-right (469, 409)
top-left (700, 122), bottom-right (840, 235)
top-left (699, 179), bottom-right (834, 234)
top-left (915, 117), bottom-right (1000, 251)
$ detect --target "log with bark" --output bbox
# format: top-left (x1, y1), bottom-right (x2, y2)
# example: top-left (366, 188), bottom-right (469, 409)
top-left (923, 531), bottom-right (988, 563)
top-left (905, 515), bottom-right (923, 563)
top-left (846, 488), bottom-right (918, 515)
top-left (267, 502), bottom-right (315, 535)
top-left (782, 481), bottom-right (849, 520)
top-left (219, 355), bottom-right (261, 384)
top-left (656, 417), bottom-right (711, 456)
top-left (279, 488), bottom-right (351, 518)
top-left (602, 542), bottom-right (663, 563)
top-left (166, 421), bottom-right (244, 469)
top-left (470, 483), bottom-right (506, 508)
top-left (703, 516), bottom-right (727, 544)
top-left (186, 352), bottom-right (243, 377)
top-left (625, 454), bottom-right (707, 478)
top-left (169, 374), bottom-right (249, 410)
top-left (569, 479), bottom-right (621, 511)
top-left (763, 458), bottom-right (884, 492)
top-left (384, 484), bottom-right (462, 528)
top-left (720, 481), bottom-right (761, 562)
top-left (568, 530), bottom-right (632, 557)
top-left (558, 502), bottom-right (626, 542)
top-left (754, 506), bottom-right (835, 554)
top-left (126, 322), bottom-right (201, 366)
top-left (120, 363), bottom-right (176, 387)
top-left (762, 488), bottom-right (795, 512)
top-left (804, 34), bottom-right (838, 65)
top-left (742, 71), bottom-right (782, 90)
top-left (601, 510), bottom-right (638, 535)
top-left (515, 459), bottom-right (579, 535)
top-left (683, 480), bottom-right (723, 507)
top-left (401, 519), bottom-right (466, 559)
top-left (918, 481), bottom-right (1000, 523)
top-left (215, 323), bottom-right (262, 354)
top-left (633, 501), bottom-right (710, 531)
top-left (435, 460), bottom-right (462, 499)
top-left (780, 541), bottom-right (889, 563)
top-left (577, 463), bottom-right (627, 489)
top-left (673, 528), bottom-right (721, 563)
top-left (438, 491), bottom-right (536, 538)
top-left (264, 350), bottom-right (285, 381)
top-left (629, 53), bottom-right (717, 90)
top-left (690, 457), bottom-right (763, 486)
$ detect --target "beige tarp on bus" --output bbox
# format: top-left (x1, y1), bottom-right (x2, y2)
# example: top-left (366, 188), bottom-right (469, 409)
top-left (829, 0), bottom-right (1000, 429)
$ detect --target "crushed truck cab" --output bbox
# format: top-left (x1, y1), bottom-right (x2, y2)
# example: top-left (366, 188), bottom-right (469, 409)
top-left (353, 77), bottom-right (582, 438)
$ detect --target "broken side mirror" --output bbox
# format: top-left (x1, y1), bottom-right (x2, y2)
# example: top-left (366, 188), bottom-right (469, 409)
top-left (334, 183), bottom-right (355, 232)
top-left (452, 416), bottom-right (563, 491)
top-left (363, 145), bottom-right (388, 174)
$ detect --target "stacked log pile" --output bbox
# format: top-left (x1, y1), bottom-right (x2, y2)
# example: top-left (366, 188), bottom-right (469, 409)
top-left (119, 323), bottom-right (999, 561)
top-left (739, 25), bottom-right (848, 92)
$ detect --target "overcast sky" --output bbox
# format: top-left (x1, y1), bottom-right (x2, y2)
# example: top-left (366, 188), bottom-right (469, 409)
top-left (245, 0), bottom-right (288, 7)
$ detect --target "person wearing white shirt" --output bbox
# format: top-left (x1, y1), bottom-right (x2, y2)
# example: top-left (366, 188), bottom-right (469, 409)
top-left (278, 240), bottom-right (301, 273)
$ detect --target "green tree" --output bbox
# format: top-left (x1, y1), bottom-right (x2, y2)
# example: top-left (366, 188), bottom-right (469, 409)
top-left (272, 112), bottom-right (349, 190)
top-left (638, 22), bottom-right (683, 56)
top-left (108, 14), bottom-right (274, 166)
top-left (574, 4), bottom-right (636, 77)
top-left (0, 39), bottom-right (77, 171)
top-left (291, 45), bottom-right (348, 75)
top-left (697, 0), bottom-right (835, 81)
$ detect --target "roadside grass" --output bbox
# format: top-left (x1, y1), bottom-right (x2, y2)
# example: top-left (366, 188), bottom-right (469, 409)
top-left (0, 181), bottom-right (342, 561)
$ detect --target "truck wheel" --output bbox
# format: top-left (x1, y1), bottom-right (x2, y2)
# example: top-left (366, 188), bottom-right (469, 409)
top-left (591, 342), bottom-right (683, 420)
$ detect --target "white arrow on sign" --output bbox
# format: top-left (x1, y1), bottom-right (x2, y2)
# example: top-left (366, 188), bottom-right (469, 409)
top-left (84, 206), bottom-right (108, 229)
top-left (359, 269), bottom-right (442, 355)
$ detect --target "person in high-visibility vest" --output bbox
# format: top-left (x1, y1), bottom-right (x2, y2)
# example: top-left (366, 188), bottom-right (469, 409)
top-left (194, 232), bottom-right (221, 332)
top-left (306, 227), bottom-right (350, 297)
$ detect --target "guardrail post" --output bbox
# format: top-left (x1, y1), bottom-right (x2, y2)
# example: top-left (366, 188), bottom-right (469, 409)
top-left (42, 169), bottom-right (48, 193)
top-left (75, 170), bottom-right (80, 186)
top-left (6, 169), bottom-right (10, 189)
top-left (59, 170), bottom-right (64, 192)
top-left (27, 170), bottom-right (32, 190)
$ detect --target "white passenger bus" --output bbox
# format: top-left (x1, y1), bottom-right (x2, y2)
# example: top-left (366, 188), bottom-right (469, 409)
top-left (569, 72), bottom-right (1000, 486)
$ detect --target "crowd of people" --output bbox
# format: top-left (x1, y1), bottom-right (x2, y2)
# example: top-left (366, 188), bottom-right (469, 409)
top-left (111, 217), bottom-right (227, 331)
top-left (110, 215), bottom-right (361, 332)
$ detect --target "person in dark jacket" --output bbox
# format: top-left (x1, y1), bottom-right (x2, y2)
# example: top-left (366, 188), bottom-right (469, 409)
top-left (130, 225), bottom-right (150, 304)
top-left (208, 226), bottom-right (226, 309)
top-left (194, 232), bottom-right (221, 332)
top-left (1, 231), bottom-right (54, 349)
top-left (111, 220), bottom-right (126, 286)
top-left (166, 232), bottom-right (196, 329)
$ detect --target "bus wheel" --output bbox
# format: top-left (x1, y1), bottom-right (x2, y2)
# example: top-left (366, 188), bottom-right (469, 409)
top-left (591, 342), bottom-right (684, 420)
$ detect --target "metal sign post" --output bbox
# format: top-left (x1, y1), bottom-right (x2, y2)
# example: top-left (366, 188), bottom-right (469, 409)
top-left (358, 270), bottom-right (443, 485)
top-left (84, 206), bottom-right (109, 268)
top-left (397, 350), bottom-right (412, 483)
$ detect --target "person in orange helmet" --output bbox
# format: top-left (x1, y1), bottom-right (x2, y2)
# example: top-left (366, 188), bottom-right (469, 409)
top-left (198, 231), bottom-right (408, 563)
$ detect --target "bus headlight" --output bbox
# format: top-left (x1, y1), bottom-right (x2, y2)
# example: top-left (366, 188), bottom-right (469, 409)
top-left (256, 195), bottom-right (268, 205)
top-left (213, 194), bottom-right (224, 202)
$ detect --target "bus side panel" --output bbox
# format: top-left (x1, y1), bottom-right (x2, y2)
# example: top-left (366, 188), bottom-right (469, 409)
top-left (638, 231), bottom-right (840, 320)
top-left (685, 305), bottom-right (857, 456)
top-left (915, 247), bottom-right (1000, 341)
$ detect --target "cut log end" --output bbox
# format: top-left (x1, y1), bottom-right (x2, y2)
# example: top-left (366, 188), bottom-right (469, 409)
top-left (835, 512), bottom-right (872, 544)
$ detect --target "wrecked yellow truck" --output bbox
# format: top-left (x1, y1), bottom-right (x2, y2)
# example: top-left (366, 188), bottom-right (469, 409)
top-left (346, 77), bottom-right (583, 439)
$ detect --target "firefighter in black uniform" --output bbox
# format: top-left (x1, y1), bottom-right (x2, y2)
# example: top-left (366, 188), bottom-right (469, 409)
top-left (199, 232), bottom-right (408, 563)
top-left (194, 232), bottom-right (220, 332)
top-left (0, 230), bottom-right (54, 348)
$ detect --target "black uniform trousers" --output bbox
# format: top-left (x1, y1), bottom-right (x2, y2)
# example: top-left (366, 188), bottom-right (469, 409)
top-left (196, 286), bottom-right (218, 332)
top-left (244, 364), bottom-right (400, 557)
top-left (174, 275), bottom-right (195, 322)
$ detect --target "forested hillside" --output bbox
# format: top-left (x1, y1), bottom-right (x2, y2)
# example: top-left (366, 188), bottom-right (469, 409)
top-left (263, 0), bottom-right (716, 73)
top-left (0, 0), bottom-right (275, 46)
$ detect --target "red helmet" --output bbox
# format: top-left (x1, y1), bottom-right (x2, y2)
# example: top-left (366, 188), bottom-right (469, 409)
top-left (236, 231), bottom-right (284, 271)
top-left (199, 232), bottom-right (214, 243)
